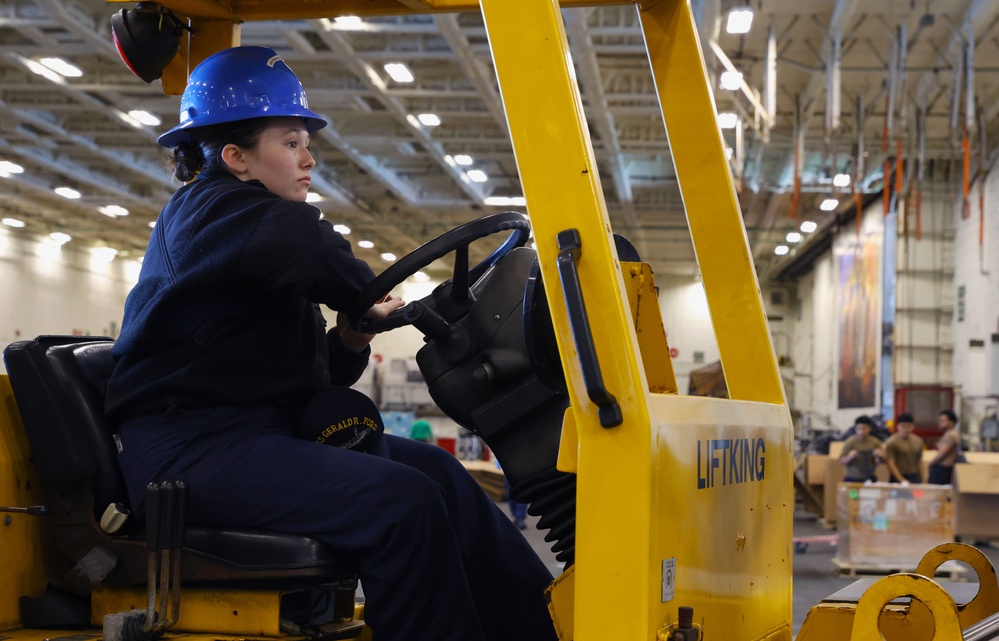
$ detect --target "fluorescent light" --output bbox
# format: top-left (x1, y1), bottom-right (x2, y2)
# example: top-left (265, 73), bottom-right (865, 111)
top-left (833, 173), bottom-right (851, 187)
top-left (384, 63), bottom-right (414, 83)
top-left (47, 232), bottom-right (71, 245)
top-left (306, 192), bottom-right (323, 203)
top-left (484, 196), bottom-right (528, 207)
top-left (148, 221), bottom-right (156, 228)
top-left (717, 112), bottom-right (738, 129)
top-left (466, 169), bottom-right (488, 183)
top-left (820, 198), bottom-right (839, 211)
top-left (0, 160), bottom-right (25, 174)
top-left (413, 271), bottom-right (430, 282)
top-left (25, 58), bottom-right (65, 84)
top-left (453, 154), bottom-right (474, 166)
top-left (800, 220), bottom-right (818, 233)
top-left (357, 240), bottom-right (375, 249)
top-left (55, 187), bottom-right (81, 199)
top-left (333, 224), bottom-right (351, 235)
top-left (774, 245), bottom-right (789, 256)
top-left (720, 70), bottom-right (743, 90)
top-left (334, 15), bottom-right (364, 29)
top-left (726, 8), bottom-right (754, 34)
top-left (127, 110), bottom-right (161, 126)
top-left (380, 252), bottom-right (397, 262)
top-left (93, 246), bottom-right (118, 262)
top-left (443, 155), bottom-right (457, 167)
top-left (2, 217), bottom-right (25, 228)
top-left (786, 232), bottom-right (802, 243)
top-left (417, 113), bottom-right (441, 127)
top-left (99, 205), bottom-right (129, 218)
top-left (39, 57), bottom-right (83, 77)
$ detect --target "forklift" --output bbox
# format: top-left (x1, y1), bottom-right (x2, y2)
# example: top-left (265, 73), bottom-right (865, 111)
top-left (2, 1), bottom-right (997, 639)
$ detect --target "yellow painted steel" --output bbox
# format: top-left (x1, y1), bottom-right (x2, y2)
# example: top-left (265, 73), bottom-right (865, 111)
top-left (622, 262), bottom-right (678, 395)
top-left (92, 586), bottom-right (284, 636)
top-left (850, 574), bottom-right (962, 641)
top-left (161, 18), bottom-right (240, 95)
top-left (480, 1), bottom-right (793, 639)
top-left (545, 565), bottom-right (575, 640)
top-left (640, 2), bottom-right (785, 405)
top-left (0, 376), bottom-right (51, 631)
top-left (915, 542), bottom-right (999, 626)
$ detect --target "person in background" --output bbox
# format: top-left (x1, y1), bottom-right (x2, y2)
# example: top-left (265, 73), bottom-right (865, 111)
top-left (506, 477), bottom-right (529, 530)
top-left (838, 416), bottom-right (884, 483)
top-left (928, 409), bottom-right (962, 485)
top-left (105, 46), bottom-right (557, 641)
top-left (409, 419), bottom-right (433, 443)
top-left (884, 413), bottom-right (925, 484)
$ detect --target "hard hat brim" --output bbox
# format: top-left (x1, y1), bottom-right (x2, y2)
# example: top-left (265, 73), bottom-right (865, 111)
top-left (157, 109), bottom-right (328, 148)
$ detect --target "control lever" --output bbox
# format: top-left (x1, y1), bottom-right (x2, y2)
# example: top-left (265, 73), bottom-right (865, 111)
top-left (0, 505), bottom-right (47, 515)
top-left (139, 480), bottom-right (188, 640)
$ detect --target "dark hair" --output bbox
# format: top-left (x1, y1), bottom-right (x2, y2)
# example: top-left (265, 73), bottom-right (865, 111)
top-left (167, 117), bottom-right (272, 182)
top-left (854, 415), bottom-right (875, 428)
top-left (896, 413), bottom-right (914, 423)
top-left (940, 409), bottom-right (958, 424)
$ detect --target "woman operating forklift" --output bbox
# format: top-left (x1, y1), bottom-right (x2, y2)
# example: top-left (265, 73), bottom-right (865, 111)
top-left (105, 46), bottom-right (556, 641)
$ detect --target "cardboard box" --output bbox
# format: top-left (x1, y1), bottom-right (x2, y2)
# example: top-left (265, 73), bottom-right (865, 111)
top-left (823, 442), bottom-right (890, 525)
top-left (806, 454), bottom-right (828, 485)
top-left (835, 483), bottom-right (954, 568)
top-left (954, 462), bottom-right (999, 540)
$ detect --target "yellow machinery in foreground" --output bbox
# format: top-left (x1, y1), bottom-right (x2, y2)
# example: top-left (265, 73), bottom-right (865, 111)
top-left (1, 1), bottom-right (998, 640)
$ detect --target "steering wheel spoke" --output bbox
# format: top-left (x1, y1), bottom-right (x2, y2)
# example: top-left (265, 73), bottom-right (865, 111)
top-left (346, 212), bottom-right (531, 340)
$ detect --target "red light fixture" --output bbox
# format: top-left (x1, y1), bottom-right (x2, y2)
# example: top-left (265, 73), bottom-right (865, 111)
top-left (111, 2), bottom-right (188, 83)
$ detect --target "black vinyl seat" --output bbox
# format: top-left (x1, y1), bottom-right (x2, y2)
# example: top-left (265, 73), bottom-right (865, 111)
top-left (3, 335), bottom-right (355, 587)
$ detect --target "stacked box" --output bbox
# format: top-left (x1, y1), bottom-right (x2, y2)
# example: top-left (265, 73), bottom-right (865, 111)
top-left (835, 482), bottom-right (954, 568)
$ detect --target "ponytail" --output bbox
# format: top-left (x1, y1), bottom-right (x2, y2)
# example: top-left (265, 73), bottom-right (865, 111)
top-left (165, 117), bottom-right (272, 183)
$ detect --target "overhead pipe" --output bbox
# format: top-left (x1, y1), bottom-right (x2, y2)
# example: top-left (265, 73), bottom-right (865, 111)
top-left (853, 92), bottom-right (865, 235)
top-left (790, 95), bottom-right (803, 219)
top-left (894, 23), bottom-right (908, 224)
top-left (916, 104), bottom-right (926, 240)
top-left (766, 25), bottom-right (777, 127)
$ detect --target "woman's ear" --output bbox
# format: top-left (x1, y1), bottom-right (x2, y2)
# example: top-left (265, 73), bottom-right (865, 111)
top-left (221, 144), bottom-right (248, 176)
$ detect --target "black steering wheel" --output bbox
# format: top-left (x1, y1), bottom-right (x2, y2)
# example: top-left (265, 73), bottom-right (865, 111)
top-left (346, 212), bottom-right (531, 336)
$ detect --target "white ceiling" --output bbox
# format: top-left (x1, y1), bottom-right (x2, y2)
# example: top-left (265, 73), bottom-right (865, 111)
top-left (0, 0), bottom-right (997, 281)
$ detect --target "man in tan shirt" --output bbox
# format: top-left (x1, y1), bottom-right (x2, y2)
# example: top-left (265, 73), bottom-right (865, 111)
top-left (884, 413), bottom-right (924, 484)
top-left (928, 409), bottom-right (961, 485)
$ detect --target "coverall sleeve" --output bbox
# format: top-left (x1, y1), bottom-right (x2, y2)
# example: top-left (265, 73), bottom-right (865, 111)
top-left (327, 328), bottom-right (370, 386)
top-left (238, 201), bottom-right (376, 310)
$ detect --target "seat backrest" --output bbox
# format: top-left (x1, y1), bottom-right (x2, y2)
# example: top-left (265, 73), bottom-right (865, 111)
top-left (3, 336), bottom-right (129, 527)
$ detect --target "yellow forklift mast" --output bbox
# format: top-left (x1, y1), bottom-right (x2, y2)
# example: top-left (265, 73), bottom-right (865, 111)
top-left (1, 1), bottom-right (996, 640)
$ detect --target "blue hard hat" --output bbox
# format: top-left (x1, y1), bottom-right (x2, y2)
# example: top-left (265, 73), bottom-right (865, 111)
top-left (157, 46), bottom-right (327, 148)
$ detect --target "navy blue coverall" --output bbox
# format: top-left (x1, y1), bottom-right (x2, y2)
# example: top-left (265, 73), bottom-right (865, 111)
top-left (106, 167), bottom-right (557, 641)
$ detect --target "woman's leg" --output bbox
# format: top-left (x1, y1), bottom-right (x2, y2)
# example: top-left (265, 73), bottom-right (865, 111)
top-left (117, 406), bottom-right (484, 641)
top-left (371, 435), bottom-right (558, 641)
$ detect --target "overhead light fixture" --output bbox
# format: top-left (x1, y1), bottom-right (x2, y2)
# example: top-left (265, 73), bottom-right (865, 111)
top-left (413, 271), bottom-right (430, 282)
top-left (111, 2), bottom-right (188, 83)
top-left (483, 196), bottom-right (527, 207)
top-left (774, 245), bottom-right (789, 256)
top-left (833, 173), bottom-right (851, 187)
top-left (55, 187), bottom-right (81, 199)
top-left (127, 110), bottom-right (161, 126)
top-left (800, 220), bottom-right (818, 233)
top-left (2, 217), bottom-right (26, 228)
top-left (23, 58), bottom-right (64, 84)
top-left (47, 232), bottom-right (71, 245)
top-left (453, 154), bottom-right (474, 166)
top-left (0, 160), bottom-right (25, 177)
top-left (306, 192), bottom-right (324, 203)
top-left (417, 113), bottom-right (441, 127)
top-left (819, 198), bottom-right (839, 211)
top-left (786, 232), bottom-right (802, 243)
top-left (93, 246), bottom-right (119, 263)
top-left (466, 169), bottom-right (488, 183)
top-left (726, 8), bottom-right (754, 34)
top-left (333, 16), bottom-right (364, 29)
top-left (717, 112), bottom-right (738, 129)
top-left (720, 70), bottom-right (743, 90)
top-left (384, 62), bottom-right (414, 83)
top-left (380, 252), bottom-right (397, 262)
top-left (357, 240), bottom-right (374, 249)
top-left (99, 205), bottom-right (129, 218)
top-left (39, 57), bottom-right (83, 78)
top-left (333, 224), bottom-right (351, 235)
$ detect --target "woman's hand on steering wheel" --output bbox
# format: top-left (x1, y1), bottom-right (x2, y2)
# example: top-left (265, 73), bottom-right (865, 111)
top-left (337, 294), bottom-right (406, 352)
